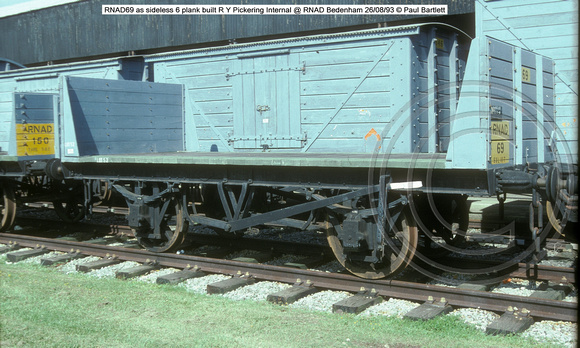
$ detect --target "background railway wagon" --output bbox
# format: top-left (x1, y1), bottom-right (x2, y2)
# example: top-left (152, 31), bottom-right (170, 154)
top-left (58, 25), bottom-right (466, 158)
top-left (0, 58), bottom-right (151, 161)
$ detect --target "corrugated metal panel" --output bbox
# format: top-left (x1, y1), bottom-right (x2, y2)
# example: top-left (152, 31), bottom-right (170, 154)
top-left (0, 0), bottom-right (474, 66)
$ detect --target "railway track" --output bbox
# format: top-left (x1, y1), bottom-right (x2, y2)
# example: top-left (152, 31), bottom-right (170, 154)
top-left (10, 212), bottom-right (577, 285)
top-left (1, 231), bottom-right (576, 324)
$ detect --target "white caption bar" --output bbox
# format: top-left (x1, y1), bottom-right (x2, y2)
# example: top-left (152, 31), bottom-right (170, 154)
top-left (388, 181), bottom-right (423, 190)
top-left (102, 5), bottom-right (447, 15)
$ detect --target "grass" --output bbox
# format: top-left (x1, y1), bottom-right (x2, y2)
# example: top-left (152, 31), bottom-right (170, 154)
top-left (0, 259), bottom-right (555, 348)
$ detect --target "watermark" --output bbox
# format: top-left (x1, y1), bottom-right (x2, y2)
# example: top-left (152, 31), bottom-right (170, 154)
top-left (102, 5), bottom-right (447, 15)
top-left (364, 80), bottom-right (574, 285)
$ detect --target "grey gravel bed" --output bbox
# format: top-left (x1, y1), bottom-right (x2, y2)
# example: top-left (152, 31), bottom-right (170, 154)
top-left (137, 268), bottom-right (180, 283)
top-left (448, 308), bottom-right (499, 332)
top-left (56, 256), bottom-right (102, 274)
top-left (263, 254), bottom-right (306, 266)
top-left (522, 320), bottom-right (578, 347)
top-left (492, 278), bottom-right (539, 297)
top-left (178, 274), bottom-right (231, 294)
top-left (289, 290), bottom-right (351, 312)
top-left (86, 261), bottom-right (141, 278)
top-left (223, 281), bottom-right (291, 302)
top-left (360, 298), bottom-right (420, 318)
top-left (309, 260), bottom-right (345, 273)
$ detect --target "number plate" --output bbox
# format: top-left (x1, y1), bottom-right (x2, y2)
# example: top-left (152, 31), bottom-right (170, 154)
top-left (16, 123), bottom-right (55, 156)
top-left (491, 140), bottom-right (509, 165)
top-left (491, 121), bottom-right (510, 141)
top-left (521, 67), bottom-right (531, 83)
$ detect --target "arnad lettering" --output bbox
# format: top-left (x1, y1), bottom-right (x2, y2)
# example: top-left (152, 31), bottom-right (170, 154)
top-left (491, 121), bottom-right (509, 140)
top-left (22, 124), bottom-right (53, 133)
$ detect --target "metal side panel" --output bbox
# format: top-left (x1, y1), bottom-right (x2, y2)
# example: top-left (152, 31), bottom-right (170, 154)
top-left (61, 76), bottom-right (184, 157)
top-left (146, 25), bottom-right (424, 154)
top-left (446, 36), bottom-right (488, 170)
top-left (485, 37), bottom-right (556, 169)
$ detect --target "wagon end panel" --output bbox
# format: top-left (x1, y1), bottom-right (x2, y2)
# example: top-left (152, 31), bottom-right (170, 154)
top-left (446, 35), bottom-right (556, 170)
top-left (61, 76), bottom-right (185, 158)
top-left (478, 0), bottom-right (577, 165)
top-left (14, 93), bottom-right (58, 160)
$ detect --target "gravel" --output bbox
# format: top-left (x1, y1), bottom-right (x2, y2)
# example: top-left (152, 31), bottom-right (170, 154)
top-left (263, 254), bottom-right (306, 266)
top-left (491, 278), bottom-right (538, 297)
top-left (289, 290), bottom-right (350, 312)
top-left (426, 272), bottom-right (478, 287)
top-left (360, 298), bottom-right (419, 318)
top-left (564, 289), bottom-right (577, 303)
top-left (225, 249), bottom-right (264, 260)
top-left (309, 260), bottom-right (345, 273)
top-left (56, 256), bottom-right (101, 274)
top-left (242, 227), bottom-right (327, 245)
top-left (522, 320), bottom-right (578, 347)
top-left (223, 281), bottom-right (291, 302)
top-left (86, 261), bottom-right (141, 279)
top-left (137, 268), bottom-right (179, 283)
top-left (448, 308), bottom-right (499, 332)
top-left (178, 274), bottom-right (231, 294)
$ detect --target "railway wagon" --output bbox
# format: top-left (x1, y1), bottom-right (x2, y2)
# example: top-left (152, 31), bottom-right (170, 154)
top-left (0, 24), bottom-right (576, 279)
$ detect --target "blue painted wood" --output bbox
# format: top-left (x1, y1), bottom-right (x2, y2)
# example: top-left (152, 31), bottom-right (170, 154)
top-left (64, 76), bottom-right (184, 156)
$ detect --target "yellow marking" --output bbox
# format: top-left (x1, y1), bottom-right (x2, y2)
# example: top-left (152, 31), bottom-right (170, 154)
top-left (521, 67), bottom-right (531, 83)
top-left (490, 121), bottom-right (510, 141)
top-left (435, 38), bottom-right (444, 50)
top-left (491, 141), bottom-right (509, 165)
top-left (364, 128), bottom-right (381, 141)
top-left (16, 123), bottom-right (54, 156)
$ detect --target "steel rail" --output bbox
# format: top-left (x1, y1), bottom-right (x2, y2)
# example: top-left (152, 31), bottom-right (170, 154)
top-left (9, 219), bottom-right (576, 284)
top-left (1, 233), bottom-right (576, 322)
top-left (514, 263), bottom-right (576, 284)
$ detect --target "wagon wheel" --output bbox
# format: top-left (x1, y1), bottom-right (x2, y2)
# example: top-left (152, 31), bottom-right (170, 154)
top-left (415, 195), bottom-right (468, 256)
top-left (326, 210), bottom-right (418, 279)
top-left (1, 184), bottom-right (17, 231)
top-left (136, 195), bottom-right (188, 253)
top-left (53, 197), bottom-right (85, 222)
